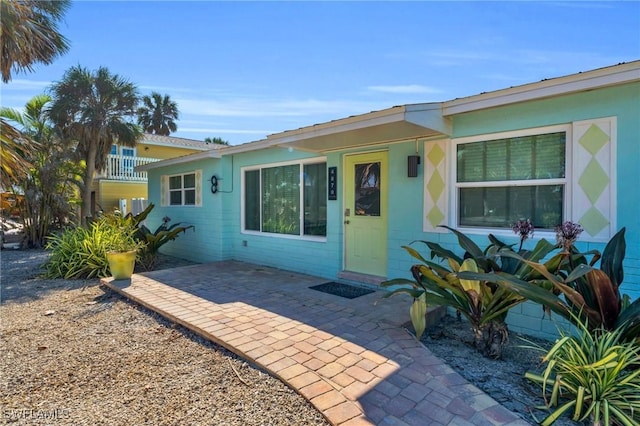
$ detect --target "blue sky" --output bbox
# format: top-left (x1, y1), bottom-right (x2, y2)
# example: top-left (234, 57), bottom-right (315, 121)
top-left (1, 1), bottom-right (639, 145)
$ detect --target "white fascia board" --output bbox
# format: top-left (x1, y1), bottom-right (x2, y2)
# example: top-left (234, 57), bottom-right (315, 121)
top-left (443, 62), bottom-right (640, 116)
top-left (264, 105), bottom-right (410, 145)
top-left (135, 149), bottom-right (222, 172)
top-left (140, 140), bottom-right (213, 151)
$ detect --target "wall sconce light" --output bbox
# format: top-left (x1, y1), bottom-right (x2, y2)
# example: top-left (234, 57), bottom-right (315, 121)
top-left (408, 155), bottom-right (420, 178)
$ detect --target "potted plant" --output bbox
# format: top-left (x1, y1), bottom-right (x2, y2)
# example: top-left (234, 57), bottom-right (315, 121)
top-left (104, 220), bottom-right (145, 280)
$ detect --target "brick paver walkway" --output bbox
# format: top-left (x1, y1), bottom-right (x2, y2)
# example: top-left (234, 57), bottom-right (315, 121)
top-left (102, 261), bottom-right (529, 426)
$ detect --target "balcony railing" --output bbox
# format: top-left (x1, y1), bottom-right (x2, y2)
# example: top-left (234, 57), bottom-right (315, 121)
top-left (98, 154), bottom-right (162, 181)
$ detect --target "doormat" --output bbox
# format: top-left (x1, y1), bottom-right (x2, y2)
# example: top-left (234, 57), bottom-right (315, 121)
top-left (309, 282), bottom-right (375, 299)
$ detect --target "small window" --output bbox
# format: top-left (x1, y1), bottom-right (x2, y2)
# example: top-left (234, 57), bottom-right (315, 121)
top-left (169, 173), bottom-right (197, 206)
top-left (455, 131), bottom-right (566, 230)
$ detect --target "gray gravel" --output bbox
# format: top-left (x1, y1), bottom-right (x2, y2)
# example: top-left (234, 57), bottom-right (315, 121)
top-left (1, 249), bottom-right (329, 425)
top-left (423, 315), bottom-right (583, 425)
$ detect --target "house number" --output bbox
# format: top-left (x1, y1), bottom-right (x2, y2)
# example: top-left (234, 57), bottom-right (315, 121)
top-left (328, 167), bottom-right (337, 200)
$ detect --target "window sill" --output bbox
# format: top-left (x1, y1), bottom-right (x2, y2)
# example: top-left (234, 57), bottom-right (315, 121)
top-left (241, 230), bottom-right (327, 243)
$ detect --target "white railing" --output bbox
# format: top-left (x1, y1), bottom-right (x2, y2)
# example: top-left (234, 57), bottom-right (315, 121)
top-left (98, 154), bottom-right (162, 181)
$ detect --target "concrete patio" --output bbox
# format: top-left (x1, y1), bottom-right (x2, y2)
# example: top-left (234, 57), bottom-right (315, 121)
top-left (102, 261), bottom-right (530, 426)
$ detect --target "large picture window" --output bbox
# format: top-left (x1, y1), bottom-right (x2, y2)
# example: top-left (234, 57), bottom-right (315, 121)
top-left (455, 130), bottom-right (567, 229)
top-left (244, 160), bottom-right (327, 237)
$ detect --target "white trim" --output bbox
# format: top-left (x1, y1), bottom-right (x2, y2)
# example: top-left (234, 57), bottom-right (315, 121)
top-left (452, 124), bottom-right (570, 145)
top-left (136, 149), bottom-right (221, 171)
top-left (450, 124), bottom-right (571, 231)
top-left (166, 169), bottom-right (202, 207)
top-left (443, 61), bottom-right (640, 115)
top-left (242, 156), bottom-right (328, 172)
top-left (240, 157), bottom-right (328, 241)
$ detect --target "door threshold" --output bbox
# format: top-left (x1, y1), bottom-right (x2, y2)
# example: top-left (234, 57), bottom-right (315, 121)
top-left (337, 270), bottom-right (387, 287)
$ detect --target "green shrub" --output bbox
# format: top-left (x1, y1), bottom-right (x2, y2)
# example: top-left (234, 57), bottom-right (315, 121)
top-left (525, 317), bottom-right (640, 425)
top-left (44, 214), bottom-right (141, 279)
top-left (460, 226), bottom-right (640, 345)
top-left (135, 213), bottom-right (194, 271)
top-left (382, 226), bottom-right (556, 358)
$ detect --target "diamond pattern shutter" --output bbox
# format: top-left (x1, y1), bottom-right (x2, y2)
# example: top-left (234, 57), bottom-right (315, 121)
top-left (572, 117), bottom-right (616, 241)
top-left (423, 139), bottom-right (449, 232)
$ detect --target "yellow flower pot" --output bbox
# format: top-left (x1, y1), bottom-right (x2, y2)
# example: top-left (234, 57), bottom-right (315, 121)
top-left (106, 250), bottom-right (137, 279)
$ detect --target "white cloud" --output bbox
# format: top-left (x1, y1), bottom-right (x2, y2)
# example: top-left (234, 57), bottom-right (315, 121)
top-left (178, 127), bottom-right (277, 135)
top-left (1, 79), bottom-right (52, 90)
top-left (176, 97), bottom-right (384, 119)
top-left (367, 84), bottom-right (442, 94)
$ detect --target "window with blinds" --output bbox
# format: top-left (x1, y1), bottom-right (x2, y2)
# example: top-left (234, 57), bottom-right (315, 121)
top-left (244, 161), bottom-right (327, 237)
top-left (456, 131), bottom-right (566, 229)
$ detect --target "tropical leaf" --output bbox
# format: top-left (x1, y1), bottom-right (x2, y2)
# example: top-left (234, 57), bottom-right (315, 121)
top-left (409, 293), bottom-right (427, 340)
top-left (600, 227), bottom-right (626, 290)
top-left (586, 269), bottom-right (621, 330)
top-left (439, 225), bottom-right (484, 260)
top-left (459, 258), bottom-right (481, 294)
top-left (401, 244), bottom-right (450, 275)
top-left (424, 240), bottom-right (463, 264)
top-left (616, 297), bottom-right (640, 342)
top-left (458, 271), bottom-right (571, 319)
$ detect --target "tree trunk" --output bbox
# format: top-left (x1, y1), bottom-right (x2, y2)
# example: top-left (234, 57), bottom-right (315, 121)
top-left (80, 142), bottom-right (97, 226)
top-left (472, 321), bottom-right (509, 359)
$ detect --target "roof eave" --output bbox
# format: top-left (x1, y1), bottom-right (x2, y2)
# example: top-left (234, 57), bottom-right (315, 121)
top-left (262, 103), bottom-right (450, 152)
top-left (135, 148), bottom-right (222, 172)
top-left (443, 61), bottom-right (640, 115)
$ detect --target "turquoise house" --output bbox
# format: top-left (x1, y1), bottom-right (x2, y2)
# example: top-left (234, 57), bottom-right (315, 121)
top-left (139, 61), bottom-right (640, 338)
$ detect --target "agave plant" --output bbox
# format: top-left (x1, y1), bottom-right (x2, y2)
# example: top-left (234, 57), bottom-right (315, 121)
top-left (382, 226), bottom-right (556, 358)
top-left (459, 227), bottom-right (640, 344)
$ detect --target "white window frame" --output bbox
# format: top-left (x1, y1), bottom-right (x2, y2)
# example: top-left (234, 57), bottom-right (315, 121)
top-left (167, 171), bottom-right (199, 207)
top-left (121, 147), bottom-right (136, 175)
top-left (450, 124), bottom-right (573, 239)
top-left (241, 157), bottom-right (327, 241)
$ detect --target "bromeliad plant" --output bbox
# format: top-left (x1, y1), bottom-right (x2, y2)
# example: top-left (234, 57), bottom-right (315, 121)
top-left (117, 203), bottom-right (195, 271)
top-left (524, 315), bottom-right (640, 426)
top-left (134, 211), bottom-right (195, 270)
top-left (382, 225), bottom-right (556, 359)
top-left (460, 225), bottom-right (640, 345)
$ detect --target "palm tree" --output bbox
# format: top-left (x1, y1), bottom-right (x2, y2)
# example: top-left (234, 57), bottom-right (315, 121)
top-left (0, 121), bottom-right (34, 188)
top-left (49, 66), bottom-right (142, 224)
top-left (1, 0), bottom-right (71, 83)
top-left (204, 136), bottom-right (229, 145)
top-left (137, 92), bottom-right (179, 136)
top-left (1, 94), bottom-right (81, 246)
top-left (0, 0), bottom-right (70, 188)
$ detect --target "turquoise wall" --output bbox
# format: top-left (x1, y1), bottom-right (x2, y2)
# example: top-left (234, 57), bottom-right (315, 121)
top-left (148, 81), bottom-right (638, 340)
top-left (386, 82), bottom-right (640, 338)
top-left (146, 157), bottom-right (225, 263)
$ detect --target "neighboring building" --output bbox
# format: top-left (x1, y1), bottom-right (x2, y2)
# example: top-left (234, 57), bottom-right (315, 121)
top-left (93, 133), bottom-right (217, 215)
top-left (139, 61), bottom-right (640, 338)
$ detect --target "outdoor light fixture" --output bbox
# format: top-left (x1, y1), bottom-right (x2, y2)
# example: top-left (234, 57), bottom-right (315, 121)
top-left (408, 155), bottom-right (420, 177)
top-left (408, 138), bottom-right (421, 178)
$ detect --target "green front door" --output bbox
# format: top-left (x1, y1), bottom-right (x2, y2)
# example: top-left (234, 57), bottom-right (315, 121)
top-left (344, 151), bottom-right (388, 277)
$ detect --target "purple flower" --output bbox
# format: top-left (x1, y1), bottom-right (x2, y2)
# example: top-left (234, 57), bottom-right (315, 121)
top-left (555, 221), bottom-right (583, 251)
top-left (512, 219), bottom-right (534, 242)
